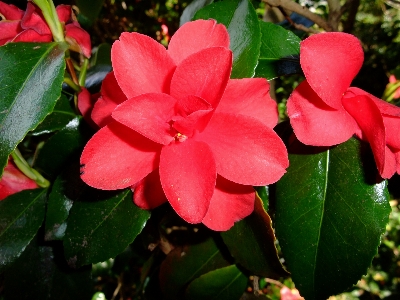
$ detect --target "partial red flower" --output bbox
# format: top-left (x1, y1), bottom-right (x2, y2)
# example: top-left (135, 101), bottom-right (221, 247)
top-left (287, 32), bottom-right (400, 179)
top-left (0, 159), bottom-right (38, 200)
top-left (0, 1), bottom-right (91, 57)
top-left (80, 19), bottom-right (288, 231)
top-left (388, 75), bottom-right (400, 99)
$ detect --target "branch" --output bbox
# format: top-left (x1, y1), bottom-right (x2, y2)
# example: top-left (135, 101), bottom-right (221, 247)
top-left (263, 0), bottom-right (334, 32)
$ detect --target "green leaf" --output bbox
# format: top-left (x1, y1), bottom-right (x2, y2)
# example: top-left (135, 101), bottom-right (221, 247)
top-left (64, 189), bottom-right (151, 268)
top-left (0, 42), bottom-right (66, 176)
top-left (184, 265), bottom-right (247, 300)
top-left (3, 235), bottom-right (92, 300)
top-left (31, 94), bottom-right (76, 136)
top-left (91, 43), bottom-right (112, 66)
top-left (255, 21), bottom-right (301, 80)
top-left (275, 138), bottom-right (391, 300)
top-left (34, 117), bottom-right (87, 178)
top-left (0, 188), bottom-right (47, 271)
top-left (194, 0), bottom-right (261, 78)
top-left (180, 0), bottom-right (214, 26)
top-left (221, 194), bottom-right (288, 279)
top-left (159, 237), bottom-right (230, 299)
top-left (76, 0), bottom-right (105, 25)
top-left (45, 172), bottom-right (74, 241)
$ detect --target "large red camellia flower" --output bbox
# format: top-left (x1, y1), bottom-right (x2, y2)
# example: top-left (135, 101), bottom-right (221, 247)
top-left (80, 20), bottom-right (289, 231)
top-left (0, 159), bottom-right (38, 200)
top-left (287, 32), bottom-right (400, 179)
top-left (0, 1), bottom-right (91, 57)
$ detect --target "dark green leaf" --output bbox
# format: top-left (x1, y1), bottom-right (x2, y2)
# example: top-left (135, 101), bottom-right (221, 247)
top-left (0, 188), bottom-right (47, 271)
top-left (64, 189), bottom-right (151, 268)
top-left (255, 21), bottom-right (301, 80)
top-left (184, 265), bottom-right (247, 300)
top-left (31, 94), bottom-right (76, 136)
top-left (34, 117), bottom-right (87, 178)
top-left (275, 138), bottom-right (391, 300)
top-left (76, 0), bottom-right (105, 25)
top-left (45, 173), bottom-right (74, 241)
top-left (0, 42), bottom-right (66, 176)
top-left (194, 0), bottom-right (261, 78)
top-left (159, 237), bottom-right (230, 299)
top-left (91, 43), bottom-right (112, 66)
top-left (180, 0), bottom-right (214, 26)
top-left (3, 235), bottom-right (92, 300)
top-left (221, 195), bottom-right (288, 279)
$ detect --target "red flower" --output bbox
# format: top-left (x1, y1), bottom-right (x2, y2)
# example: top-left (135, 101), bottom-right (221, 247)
top-left (0, 1), bottom-right (91, 57)
top-left (80, 20), bottom-right (288, 231)
top-left (0, 159), bottom-right (38, 200)
top-left (287, 32), bottom-right (400, 179)
top-left (389, 75), bottom-right (400, 99)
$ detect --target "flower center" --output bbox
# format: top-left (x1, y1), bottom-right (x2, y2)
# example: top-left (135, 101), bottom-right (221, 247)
top-left (174, 132), bottom-right (188, 142)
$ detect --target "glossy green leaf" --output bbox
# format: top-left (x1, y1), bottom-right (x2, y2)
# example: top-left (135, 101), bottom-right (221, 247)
top-left (0, 188), bottom-right (47, 271)
top-left (159, 237), bottom-right (230, 299)
top-left (275, 138), bottom-right (391, 300)
top-left (180, 0), bottom-right (214, 26)
top-left (91, 43), bottom-right (112, 66)
top-left (3, 235), bottom-right (92, 300)
top-left (194, 0), bottom-right (261, 78)
top-left (64, 189), bottom-right (151, 268)
top-left (184, 265), bottom-right (247, 300)
top-left (34, 117), bottom-right (87, 179)
top-left (221, 194), bottom-right (288, 279)
top-left (45, 173), bottom-right (74, 241)
top-left (0, 42), bottom-right (66, 176)
top-left (31, 94), bottom-right (76, 136)
top-left (255, 21), bottom-right (301, 80)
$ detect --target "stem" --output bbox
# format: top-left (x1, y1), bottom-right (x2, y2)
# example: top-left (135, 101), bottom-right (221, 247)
top-left (79, 58), bottom-right (89, 87)
top-left (383, 81), bottom-right (400, 100)
top-left (32, 0), bottom-right (65, 42)
top-left (64, 77), bottom-right (81, 92)
top-left (11, 148), bottom-right (50, 188)
top-left (66, 57), bottom-right (80, 85)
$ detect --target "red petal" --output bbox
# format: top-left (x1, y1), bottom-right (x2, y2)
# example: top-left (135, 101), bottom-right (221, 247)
top-left (395, 150), bottom-right (400, 175)
top-left (65, 23), bottom-right (92, 58)
top-left (55, 5), bottom-right (71, 23)
top-left (382, 115), bottom-right (400, 150)
top-left (13, 29), bottom-right (52, 43)
top-left (176, 95), bottom-right (211, 116)
top-left (80, 121), bottom-right (161, 190)
top-left (0, 159), bottom-right (38, 201)
top-left (112, 93), bottom-right (176, 145)
top-left (173, 108), bottom-right (213, 136)
top-left (202, 176), bottom-right (255, 231)
top-left (216, 78), bottom-right (278, 128)
top-left (77, 88), bottom-right (98, 129)
top-left (301, 32), bottom-right (364, 109)
top-left (0, 2), bottom-right (24, 20)
top-left (92, 72), bottom-right (127, 127)
top-left (196, 113), bottom-right (288, 186)
top-left (342, 95), bottom-right (394, 178)
top-left (159, 140), bottom-right (216, 224)
top-left (170, 47), bottom-right (232, 108)
top-left (21, 2), bottom-right (50, 35)
top-left (287, 81), bottom-right (358, 146)
top-left (167, 19), bottom-right (230, 65)
top-left (0, 21), bottom-right (22, 44)
top-left (111, 32), bottom-right (176, 98)
top-left (133, 169), bottom-right (167, 209)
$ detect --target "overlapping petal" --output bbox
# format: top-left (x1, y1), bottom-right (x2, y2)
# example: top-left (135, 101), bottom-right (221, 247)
top-left (92, 72), bottom-right (127, 127)
top-left (202, 176), bottom-right (255, 231)
top-left (342, 95), bottom-right (394, 178)
top-left (159, 140), bottom-right (216, 224)
top-left (111, 32), bottom-right (176, 98)
top-left (0, 21), bottom-right (21, 45)
top-left (65, 23), bottom-right (92, 58)
top-left (196, 113), bottom-right (288, 186)
top-left (80, 121), bottom-right (161, 190)
top-left (167, 19), bottom-right (230, 65)
top-left (55, 4), bottom-right (71, 23)
top-left (21, 2), bottom-right (51, 35)
top-left (288, 81), bottom-right (359, 146)
top-left (0, 2), bottom-right (24, 20)
top-left (170, 47), bottom-right (232, 108)
top-left (13, 28), bottom-right (52, 43)
top-left (112, 93), bottom-right (176, 145)
top-left (300, 32), bottom-right (364, 109)
top-left (133, 169), bottom-right (167, 209)
top-left (217, 78), bottom-right (278, 128)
